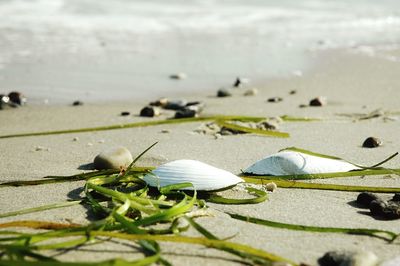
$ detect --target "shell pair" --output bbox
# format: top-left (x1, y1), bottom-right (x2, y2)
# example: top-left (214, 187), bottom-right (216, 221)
top-left (143, 150), bottom-right (359, 191)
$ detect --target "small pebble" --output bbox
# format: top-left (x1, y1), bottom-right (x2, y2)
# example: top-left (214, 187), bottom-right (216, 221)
top-left (93, 146), bottom-right (133, 170)
top-left (72, 137), bottom-right (79, 142)
top-left (392, 193), bottom-right (400, 202)
top-left (72, 100), bottom-right (83, 106)
top-left (169, 72), bottom-right (187, 80)
top-left (34, 146), bottom-right (50, 151)
top-left (120, 111), bottom-right (130, 116)
top-left (257, 121), bottom-right (279, 131)
top-left (233, 77), bottom-right (242, 87)
top-left (160, 129), bottom-right (170, 133)
top-left (174, 109), bottom-right (197, 119)
top-left (140, 106), bottom-right (160, 117)
top-left (217, 88), bottom-right (232, 97)
top-left (265, 182), bottom-right (277, 192)
top-left (362, 137), bottom-right (382, 148)
top-left (267, 97), bottom-right (283, 103)
top-left (309, 97), bottom-right (327, 106)
top-left (299, 104), bottom-right (308, 108)
top-left (369, 199), bottom-right (400, 219)
top-left (0, 95), bottom-right (11, 110)
top-left (289, 90), bottom-right (297, 95)
top-left (318, 250), bottom-right (378, 266)
top-left (8, 91), bottom-right (26, 105)
top-left (244, 88), bottom-right (258, 96)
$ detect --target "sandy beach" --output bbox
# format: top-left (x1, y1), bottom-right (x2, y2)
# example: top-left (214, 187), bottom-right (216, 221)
top-left (1, 47), bottom-right (400, 265)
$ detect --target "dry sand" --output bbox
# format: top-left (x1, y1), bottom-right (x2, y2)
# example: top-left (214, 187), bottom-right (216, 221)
top-left (0, 49), bottom-right (400, 265)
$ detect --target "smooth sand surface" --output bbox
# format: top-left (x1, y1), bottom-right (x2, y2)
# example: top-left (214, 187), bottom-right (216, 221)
top-left (1, 49), bottom-right (400, 265)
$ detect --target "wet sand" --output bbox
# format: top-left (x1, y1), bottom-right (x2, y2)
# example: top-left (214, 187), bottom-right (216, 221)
top-left (0, 49), bottom-right (400, 265)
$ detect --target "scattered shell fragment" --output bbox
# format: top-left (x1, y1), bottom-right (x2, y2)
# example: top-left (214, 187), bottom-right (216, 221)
top-left (362, 137), bottom-right (382, 148)
top-left (217, 88), bottom-right (232, 97)
top-left (140, 106), bottom-right (160, 117)
top-left (93, 146), bottom-right (133, 170)
top-left (143, 159), bottom-right (244, 191)
top-left (265, 182), bottom-right (277, 192)
top-left (150, 97), bottom-right (169, 107)
top-left (309, 97), bottom-right (327, 106)
top-left (244, 150), bottom-right (359, 176)
top-left (244, 88), bottom-right (258, 96)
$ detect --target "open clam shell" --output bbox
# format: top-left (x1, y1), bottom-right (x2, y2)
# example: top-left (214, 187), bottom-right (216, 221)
top-left (244, 151), bottom-right (360, 176)
top-left (143, 159), bottom-right (244, 191)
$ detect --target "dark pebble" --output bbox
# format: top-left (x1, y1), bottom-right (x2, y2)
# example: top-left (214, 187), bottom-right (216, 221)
top-left (120, 111), bottom-right (130, 116)
top-left (299, 104), bottom-right (308, 108)
top-left (267, 97), bottom-right (283, 103)
top-left (233, 77), bottom-right (242, 88)
top-left (392, 193), bottom-right (400, 202)
top-left (164, 100), bottom-right (188, 110)
top-left (8, 91), bottom-right (26, 105)
top-left (362, 137), bottom-right (382, 148)
top-left (356, 192), bottom-right (380, 208)
top-left (309, 97), bottom-right (326, 106)
top-left (369, 199), bottom-right (388, 217)
top-left (174, 109), bottom-right (197, 119)
top-left (72, 100), bottom-right (83, 106)
top-left (140, 106), bottom-right (160, 117)
top-left (289, 90), bottom-right (297, 95)
top-left (217, 88), bottom-right (232, 97)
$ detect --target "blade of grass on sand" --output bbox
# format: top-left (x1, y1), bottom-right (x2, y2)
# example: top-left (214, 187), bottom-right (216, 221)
top-left (227, 212), bottom-right (399, 242)
top-left (243, 177), bottom-right (400, 193)
top-left (216, 120), bottom-right (290, 138)
top-left (207, 187), bottom-right (268, 204)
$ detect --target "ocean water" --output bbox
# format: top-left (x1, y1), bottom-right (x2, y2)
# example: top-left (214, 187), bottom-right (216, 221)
top-left (0, 0), bottom-right (399, 103)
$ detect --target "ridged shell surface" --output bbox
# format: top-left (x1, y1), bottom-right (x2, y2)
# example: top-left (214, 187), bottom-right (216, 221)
top-left (244, 151), bottom-right (359, 175)
top-left (143, 159), bottom-right (244, 191)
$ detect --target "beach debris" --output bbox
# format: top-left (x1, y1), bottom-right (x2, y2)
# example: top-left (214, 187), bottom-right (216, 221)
top-left (233, 77), bottom-right (243, 87)
top-left (244, 88), bottom-right (258, 96)
top-left (265, 182), bottom-right (277, 192)
top-left (299, 104), bottom-right (308, 108)
top-left (143, 159), bottom-right (244, 191)
top-left (217, 88), bottom-right (232, 97)
top-left (381, 256), bottom-right (400, 266)
top-left (140, 106), bottom-right (161, 117)
top-left (160, 129), bottom-right (170, 133)
top-left (309, 97), bottom-right (327, 106)
top-left (93, 146), bottom-right (133, 170)
top-left (289, 90), bottom-right (297, 95)
top-left (318, 250), bottom-right (378, 266)
top-left (164, 99), bottom-right (188, 110)
top-left (72, 100), bottom-right (83, 106)
top-left (336, 109), bottom-right (400, 122)
top-left (355, 192), bottom-right (400, 220)
top-left (243, 150), bottom-right (359, 175)
top-left (362, 137), bottom-right (382, 148)
top-left (72, 137), bottom-right (79, 142)
top-left (169, 72), bottom-right (187, 80)
top-left (267, 97), bottom-right (283, 103)
top-left (120, 111), bottom-right (130, 116)
top-left (356, 192), bottom-right (380, 207)
top-left (174, 109), bottom-right (197, 119)
top-left (8, 91), bottom-right (27, 105)
top-left (34, 145), bottom-right (50, 152)
top-left (150, 97), bottom-right (169, 107)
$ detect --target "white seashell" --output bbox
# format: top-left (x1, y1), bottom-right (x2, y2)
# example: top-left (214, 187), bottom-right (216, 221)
top-left (244, 151), bottom-right (360, 175)
top-left (143, 159), bottom-right (244, 191)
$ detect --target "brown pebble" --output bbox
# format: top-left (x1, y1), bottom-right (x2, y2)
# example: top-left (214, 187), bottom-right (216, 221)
top-left (362, 137), bottom-right (382, 148)
top-left (267, 97), bottom-right (283, 103)
top-left (298, 104), bottom-right (308, 108)
top-left (265, 182), bottom-right (277, 192)
top-left (309, 97), bottom-right (327, 106)
top-left (140, 106), bottom-right (160, 117)
top-left (289, 90), bottom-right (297, 95)
top-left (217, 88), bottom-right (232, 97)
top-left (120, 111), bottom-right (130, 116)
